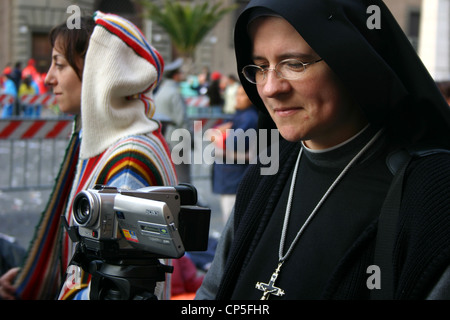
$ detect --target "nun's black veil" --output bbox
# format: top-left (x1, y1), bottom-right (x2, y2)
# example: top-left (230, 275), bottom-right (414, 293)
top-left (234, 0), bottom-right (450, 148)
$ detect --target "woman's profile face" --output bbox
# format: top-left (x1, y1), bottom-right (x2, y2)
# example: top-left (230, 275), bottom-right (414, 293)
top-left (45, 39), bottom-right (82, 115)
top-left (249, 16), bottom-right (367, 149)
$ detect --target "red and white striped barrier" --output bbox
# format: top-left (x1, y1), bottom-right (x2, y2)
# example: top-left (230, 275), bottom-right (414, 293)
top-left (0, 93), bottom-right (58, 107)
top-left (185, 95), bottom-right (209, 107)
top-left (0, 94), bottom-right (15, 105)
top-left (0, 118), bottom-right (73, 140)
top-left (19, 93), bottom-right (58, 106)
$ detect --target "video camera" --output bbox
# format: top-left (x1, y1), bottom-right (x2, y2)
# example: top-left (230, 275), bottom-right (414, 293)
top-left (62, 183), bottom-right (211, 300)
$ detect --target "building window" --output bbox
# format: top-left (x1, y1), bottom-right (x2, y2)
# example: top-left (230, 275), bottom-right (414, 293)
top-left (407, 8), bottom-right (421, 51)
top-left (32, 32), bottom-right (52, 74)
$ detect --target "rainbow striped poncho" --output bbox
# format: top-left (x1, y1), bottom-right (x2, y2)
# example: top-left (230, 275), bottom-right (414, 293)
top-left (14, 123), bottom-right (177, 300)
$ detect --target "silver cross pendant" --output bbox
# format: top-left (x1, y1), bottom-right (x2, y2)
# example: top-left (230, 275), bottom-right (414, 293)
top-left (255, 261), bottom-right (285, 300)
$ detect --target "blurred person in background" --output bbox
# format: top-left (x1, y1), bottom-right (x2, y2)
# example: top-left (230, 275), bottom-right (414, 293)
top-left (18, 75), bottom-right (37, 117)
top-left (154, 58), bottom-right (191, 184)
top-left (211, 84), bottom-right (258, 224)
top-left (207, 71), bottom-right (224, 112)
top-left (222, 74), bottom-right (240, 114)
top-left (1, 70), bottom-right (17, 118)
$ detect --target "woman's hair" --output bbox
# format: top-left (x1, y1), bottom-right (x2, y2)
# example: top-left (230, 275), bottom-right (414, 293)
top-left (49, 16), bottom-right (96, 80)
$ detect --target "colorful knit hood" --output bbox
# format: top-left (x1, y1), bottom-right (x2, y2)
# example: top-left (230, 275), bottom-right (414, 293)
top-left (80, 11), bottom-right (165, 159)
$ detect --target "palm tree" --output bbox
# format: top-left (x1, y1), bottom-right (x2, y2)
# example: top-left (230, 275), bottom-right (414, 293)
top-left (139, 0), bottom-right (237, 71)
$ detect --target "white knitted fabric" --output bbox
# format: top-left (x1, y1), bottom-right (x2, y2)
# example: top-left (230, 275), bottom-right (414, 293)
top-left (80, 15), bottom-right (160, 159)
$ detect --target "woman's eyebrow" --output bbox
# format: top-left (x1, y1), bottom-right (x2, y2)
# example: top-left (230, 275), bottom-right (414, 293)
top-left (252, 52), bottom-right (317, 62)
top-left (52, 53), bottom-right (64, 61)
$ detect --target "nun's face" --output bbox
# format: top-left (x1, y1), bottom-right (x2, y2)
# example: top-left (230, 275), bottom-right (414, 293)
top-left (249, 16), bottom-right (367, 149)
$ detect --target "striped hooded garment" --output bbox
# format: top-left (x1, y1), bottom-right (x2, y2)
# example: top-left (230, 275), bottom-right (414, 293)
top-left (13, 11), bottom-right (177, 300)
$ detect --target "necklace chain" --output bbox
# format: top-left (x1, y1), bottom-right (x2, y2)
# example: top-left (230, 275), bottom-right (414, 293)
top-left (279, 128), bottom-right (385, 261)
top-left (256, 128), bottom-right (384, 300)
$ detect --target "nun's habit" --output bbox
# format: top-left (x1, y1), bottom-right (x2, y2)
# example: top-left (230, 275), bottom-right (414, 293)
top-left (196, 0), bottom-right (450, 300)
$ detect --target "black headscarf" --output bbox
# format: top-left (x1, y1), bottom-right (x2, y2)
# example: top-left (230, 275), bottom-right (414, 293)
top-left (234, 0), bottom-right (450, 148)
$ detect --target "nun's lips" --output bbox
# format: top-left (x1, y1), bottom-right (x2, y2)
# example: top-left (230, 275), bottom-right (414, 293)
top-left (273, 106), bottom-right (303, 117)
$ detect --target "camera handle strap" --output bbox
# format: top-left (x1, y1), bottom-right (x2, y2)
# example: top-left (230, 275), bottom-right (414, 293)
top-left (61, 215), bottom-right (80, 243)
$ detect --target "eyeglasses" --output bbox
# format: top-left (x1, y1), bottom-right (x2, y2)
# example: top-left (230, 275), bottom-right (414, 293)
top-left (242, 58), bottom-right (323, 84)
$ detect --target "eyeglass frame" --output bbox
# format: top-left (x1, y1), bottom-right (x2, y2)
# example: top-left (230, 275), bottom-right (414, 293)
top-left (241, 58), bottom-right (324, 84)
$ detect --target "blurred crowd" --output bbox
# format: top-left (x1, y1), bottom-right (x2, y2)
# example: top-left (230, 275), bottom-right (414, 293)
top-left (178, 65), bottom-right (241, 115)
top-left (1, 59), bottom-right (50, 118)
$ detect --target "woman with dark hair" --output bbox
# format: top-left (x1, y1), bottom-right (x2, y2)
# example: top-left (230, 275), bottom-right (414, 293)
top-left (0, 12), bottom-right (177, 300)
top-left (49, 16), bottom-right (94, 81)
top-left (196, 0), bottom-right (450, 300)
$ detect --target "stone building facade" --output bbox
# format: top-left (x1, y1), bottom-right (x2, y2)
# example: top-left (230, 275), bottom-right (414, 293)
top-left (0, 0), bottom-right (448, 81)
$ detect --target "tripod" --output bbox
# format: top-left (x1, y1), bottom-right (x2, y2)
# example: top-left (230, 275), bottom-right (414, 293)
top-left (66, 238), bottom-right (174, 300)
top-left (88, 258), bottom-right (173, 300)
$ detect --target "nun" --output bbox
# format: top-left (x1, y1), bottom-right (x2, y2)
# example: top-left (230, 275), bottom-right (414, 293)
top-left (196, 0), bottom-right (450, 300)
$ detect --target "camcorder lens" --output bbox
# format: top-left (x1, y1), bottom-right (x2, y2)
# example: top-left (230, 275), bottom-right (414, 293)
top-left (79, 198), bottom-right (90, 218)
top-left (74, 193), bottom-right (94, 225)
